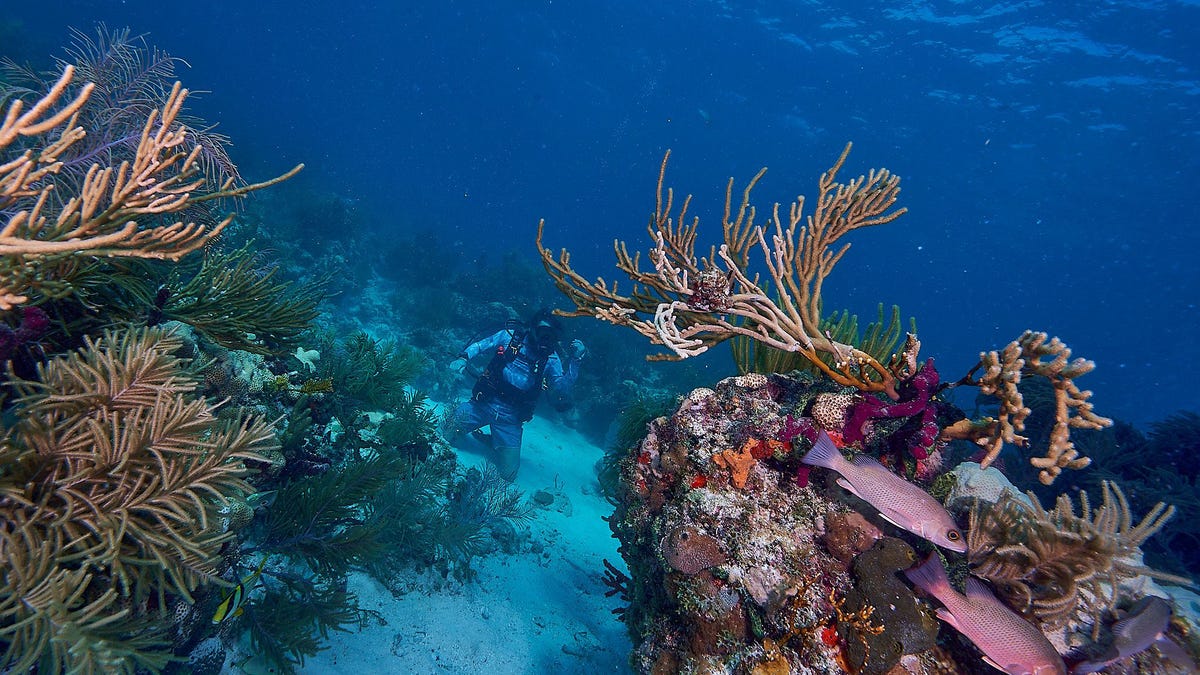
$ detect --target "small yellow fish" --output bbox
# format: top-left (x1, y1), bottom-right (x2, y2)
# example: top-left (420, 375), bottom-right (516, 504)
top-left (212, 556), bottom-right (268, 624)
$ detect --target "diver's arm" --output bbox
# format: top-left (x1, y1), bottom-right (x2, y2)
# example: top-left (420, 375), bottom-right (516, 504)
top-left (461, 329), bottom-right (510, 361)
top-left (451, 329), bottom-right (510, 375)
top-left (546, 352), bottom-right (581, 393)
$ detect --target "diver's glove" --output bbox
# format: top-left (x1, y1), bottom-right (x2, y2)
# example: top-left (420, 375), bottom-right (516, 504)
top-left (449, 357), bottom-right (468, 375)
top-left (567, 339), bottom-right (588, 361)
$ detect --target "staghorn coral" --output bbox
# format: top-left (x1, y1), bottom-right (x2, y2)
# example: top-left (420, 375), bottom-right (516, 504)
top-left (0, 326), bottom-right (277, 672)
top-left (967, 481), bottom-right (1187, 631)
top-left (947, 330), bottom-right (1112, 485)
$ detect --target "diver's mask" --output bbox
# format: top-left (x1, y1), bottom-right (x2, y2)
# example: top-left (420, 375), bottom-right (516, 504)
top-left (531, 319), bottom-right (562, 347)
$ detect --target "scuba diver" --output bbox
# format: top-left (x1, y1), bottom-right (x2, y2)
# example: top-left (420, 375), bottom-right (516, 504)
top-left (446, 309), bottom-right (586, 481)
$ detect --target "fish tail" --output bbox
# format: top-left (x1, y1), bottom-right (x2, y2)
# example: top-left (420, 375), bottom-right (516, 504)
top-left (905, 553), bottom-right (952, 600)
top-left (800, 430), bottom-right (844, 470)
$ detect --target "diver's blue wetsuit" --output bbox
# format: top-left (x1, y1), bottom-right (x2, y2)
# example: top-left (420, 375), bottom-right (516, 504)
top-left (448, 326), bottom-right (580, 480)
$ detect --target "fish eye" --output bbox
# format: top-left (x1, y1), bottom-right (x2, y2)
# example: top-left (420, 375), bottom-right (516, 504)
top-left (947, 529), bottom-right (962, 542)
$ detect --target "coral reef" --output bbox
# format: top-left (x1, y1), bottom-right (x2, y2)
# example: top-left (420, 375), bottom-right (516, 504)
top-left (606, 369), bottom-right (1190, 674)
top-left (543, 148), bottom-right (1186, 675)
top-left (609, 371), bottom-right (939, 674)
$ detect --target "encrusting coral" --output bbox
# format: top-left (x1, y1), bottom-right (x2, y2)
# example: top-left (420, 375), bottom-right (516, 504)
top-left (0, 326), bottom-right (277, 673)
top-left (835, 537), bottom-right (939, 674)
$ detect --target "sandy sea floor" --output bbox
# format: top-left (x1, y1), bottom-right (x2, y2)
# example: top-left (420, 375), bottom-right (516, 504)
top-left (222, 414), bottom-right (633, 674)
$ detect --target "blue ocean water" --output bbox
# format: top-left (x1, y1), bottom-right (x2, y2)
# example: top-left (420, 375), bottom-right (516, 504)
top-left (5, 0), bottom-right (1197, 427)
top-left (4, 3), bottom-right (1200, 674)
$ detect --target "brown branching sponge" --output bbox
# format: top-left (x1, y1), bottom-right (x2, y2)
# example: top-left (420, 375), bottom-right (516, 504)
top-left (0, 326), bottom-right (278, 673)
top-left (537, 143), bottom-right (913, 398)
top-left (968, 481), bottom-right (1187, 630)
top-left (0, 65), bottom-right (302, 309)
top-left (944, 330), bottom-right (1113, 485)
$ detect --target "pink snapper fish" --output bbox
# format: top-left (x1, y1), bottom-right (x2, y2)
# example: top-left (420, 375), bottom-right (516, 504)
top-left (906, 553), bottom-right (1066, 675)
top-left (801, 430), bottom-right (966, 552)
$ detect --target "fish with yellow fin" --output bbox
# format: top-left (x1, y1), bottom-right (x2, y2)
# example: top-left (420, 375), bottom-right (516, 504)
top-left (212, 556), bottom-right (268, 624)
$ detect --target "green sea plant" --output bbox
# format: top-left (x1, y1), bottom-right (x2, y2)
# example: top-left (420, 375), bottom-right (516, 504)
top-left (361, 451), bottom-right (458, 577)
top-left (255, 451), bottom-right (410, 577)
top-left (240, 575), bottom-right (375, 674)
top-left (598, 389), bottom-right (676, 503)
top-left (316, 331), bottom-right (428, 413)
top-left (732, 303), bottom-right (913, 376)
top-left (68, 243), bottom-right (328, 355)
top-left (140, 242), bottom-right (329, 354)
top-left (377, 390), bottom-right (440, 448)
top-left (238, 442), bottom-right (532, 671)
top-left (234, 451), bottom-right (423, 673)
top-left (0, 327), bottom-right (276, 673)
top-left (278, 394), bottom-right (316, 458)
top-left (438, 464), bottom-right (534, 568)
top-left (968, 481), bottom-right (1188, 630)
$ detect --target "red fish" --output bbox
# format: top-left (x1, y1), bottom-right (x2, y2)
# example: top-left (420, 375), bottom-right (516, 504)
top-left (801, 430), bottom-right (965, 552)
top-left (906, 553), bottom-right (1066, 675)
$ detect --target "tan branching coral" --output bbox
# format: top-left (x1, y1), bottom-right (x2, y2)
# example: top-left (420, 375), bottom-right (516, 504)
top-left (0, 327), bottom-right (278, 672)
top-left (537, 143), bottom-right (912, 398)
top-left (947, 330), bottom-right (1112, 484)
top-left (0, 65), bottom-right (302, 309)
top-left (968, 481), bottom-right (1186, 630)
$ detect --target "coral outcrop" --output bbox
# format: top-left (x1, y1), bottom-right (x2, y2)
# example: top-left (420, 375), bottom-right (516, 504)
top-left (609, 371), bottom-right (958, 674)
top-left (606, 367), bottom-right (1193, 674)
